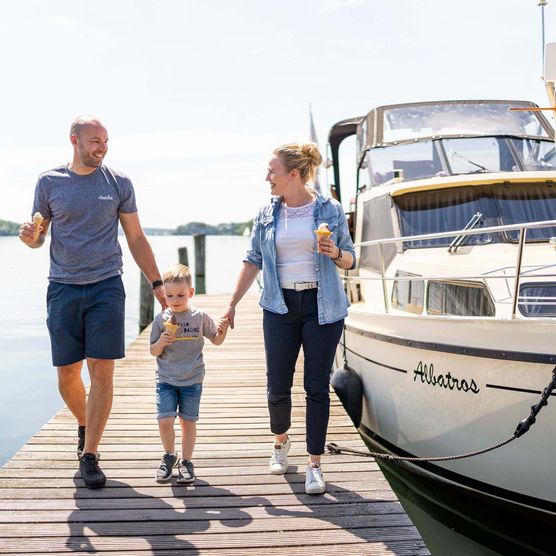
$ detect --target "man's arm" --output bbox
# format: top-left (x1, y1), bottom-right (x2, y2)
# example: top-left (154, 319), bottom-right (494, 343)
top-left (19, 218), bottom-right (50, 249)
top-left (119, 211), bottom-right (165, 306)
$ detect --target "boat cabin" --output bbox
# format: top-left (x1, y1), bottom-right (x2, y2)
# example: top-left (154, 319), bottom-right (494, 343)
top-left (327, 100), bottom-right (556, 318)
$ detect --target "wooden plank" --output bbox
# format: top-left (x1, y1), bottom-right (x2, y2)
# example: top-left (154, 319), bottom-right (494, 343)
top-left (0, 294), bottom-right (428, 555)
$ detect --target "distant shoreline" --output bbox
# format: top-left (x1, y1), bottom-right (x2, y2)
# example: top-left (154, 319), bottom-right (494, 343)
top-left (0, 219), bottom-right (253, 237)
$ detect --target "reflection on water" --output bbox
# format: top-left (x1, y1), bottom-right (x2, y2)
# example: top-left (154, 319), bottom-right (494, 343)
top-left (0, 235), bottom-right (254, 467)
top-left (395, 487), bottom-right (503, 556)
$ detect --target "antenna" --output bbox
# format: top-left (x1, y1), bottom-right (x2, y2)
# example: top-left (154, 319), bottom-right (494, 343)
top-left (540, 0), bottom-right (548, 73)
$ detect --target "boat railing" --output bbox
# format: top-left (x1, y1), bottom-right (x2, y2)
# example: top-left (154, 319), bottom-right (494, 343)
top-left (348, 218), bottom-right (556, 317)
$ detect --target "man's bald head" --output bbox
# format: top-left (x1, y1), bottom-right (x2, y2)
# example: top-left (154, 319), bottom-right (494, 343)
top-left (69, 115), bottom-right (109, 173)
top-left (70, 115), bottom-right (106, 138)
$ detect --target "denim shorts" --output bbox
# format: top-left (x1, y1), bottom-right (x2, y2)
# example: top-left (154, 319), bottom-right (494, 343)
top-left (46, 275), bottom-right (126, 367)
top-left (156, 382), bottom-right (203, 421)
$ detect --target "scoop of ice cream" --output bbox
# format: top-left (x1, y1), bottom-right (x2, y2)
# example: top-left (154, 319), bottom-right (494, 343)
top-left (315, 223), bottom-right (332, 237)
top-left (163, 314), bottom-right (179, 335)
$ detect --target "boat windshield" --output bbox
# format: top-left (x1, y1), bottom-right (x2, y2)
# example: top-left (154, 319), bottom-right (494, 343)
top-left (382, 102), bottom-right (550, 143)
top-left (395, 183), bottom-right (556, 248)
top-left (367, 137), bottom-right (556, 185)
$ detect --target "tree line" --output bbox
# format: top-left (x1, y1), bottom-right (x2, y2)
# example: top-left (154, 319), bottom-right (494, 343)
top-left (0, 218), bottom-right (253, 237)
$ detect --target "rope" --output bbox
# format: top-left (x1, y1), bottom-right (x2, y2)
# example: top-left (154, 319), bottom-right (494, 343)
top-left (327, 436), bottom-right (515, 462)
top-left (328, 365), bottom-right (556, 463)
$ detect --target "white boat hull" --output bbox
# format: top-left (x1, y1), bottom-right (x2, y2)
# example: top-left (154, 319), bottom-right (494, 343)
top-left (335, 310), bottom-right (556, 553)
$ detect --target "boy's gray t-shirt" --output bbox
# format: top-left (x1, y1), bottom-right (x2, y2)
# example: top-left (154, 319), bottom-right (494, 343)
top-left (150, 307), bottom-right (218, 387)
top-left (32, 165), bottom-right (137, 284)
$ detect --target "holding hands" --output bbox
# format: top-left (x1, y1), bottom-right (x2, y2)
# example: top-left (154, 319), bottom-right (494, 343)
top-left (217, 316), bottom-right (230, 335)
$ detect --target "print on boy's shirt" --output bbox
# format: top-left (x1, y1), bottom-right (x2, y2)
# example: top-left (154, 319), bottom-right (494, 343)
top-left (175, 322), bottom-right (201, 341)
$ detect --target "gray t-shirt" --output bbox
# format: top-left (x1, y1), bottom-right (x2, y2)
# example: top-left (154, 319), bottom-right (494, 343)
top-left (150, 306), bottom-right (218, 387)
top-left (32, 165), bottom-right (137, 284)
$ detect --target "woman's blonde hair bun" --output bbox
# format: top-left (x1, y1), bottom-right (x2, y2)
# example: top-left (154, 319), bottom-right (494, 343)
top-left (273, 141), bottom-right (323, 183)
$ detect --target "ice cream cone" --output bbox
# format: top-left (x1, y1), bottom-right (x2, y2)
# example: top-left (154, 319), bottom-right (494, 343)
top-left (163, 315), bottom-right (179, 335)
top-left (315, 223), bottom-right (333, 253)
top-left (32, 212), bottom-right (43, 242)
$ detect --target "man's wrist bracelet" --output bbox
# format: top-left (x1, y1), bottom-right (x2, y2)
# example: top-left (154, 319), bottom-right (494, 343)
top-left (333, 247), bottom-right (343, 262)
top-left (152, 279), bottom-right (163, 290)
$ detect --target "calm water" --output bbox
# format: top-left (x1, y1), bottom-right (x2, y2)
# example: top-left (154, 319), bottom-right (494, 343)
top-left (0, 235), bottom-right (255, 467)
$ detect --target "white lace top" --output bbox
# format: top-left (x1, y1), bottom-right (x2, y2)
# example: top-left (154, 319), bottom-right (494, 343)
top-left (275, 201), bottom-right (318, 286)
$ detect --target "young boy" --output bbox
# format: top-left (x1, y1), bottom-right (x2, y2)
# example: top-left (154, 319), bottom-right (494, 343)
top-left (150, 264), bottom-right (229, 484)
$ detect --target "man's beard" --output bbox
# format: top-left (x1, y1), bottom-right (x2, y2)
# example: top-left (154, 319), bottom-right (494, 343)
top-left (78, 146), bottom-right (104, 168)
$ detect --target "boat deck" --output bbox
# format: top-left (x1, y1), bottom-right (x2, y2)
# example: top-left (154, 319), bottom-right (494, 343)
top-left (0, 294), bottom-right (429, 555)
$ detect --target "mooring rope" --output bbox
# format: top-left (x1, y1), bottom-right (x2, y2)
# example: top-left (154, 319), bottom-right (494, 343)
top-left (327, 365), bottom-right (556, 463)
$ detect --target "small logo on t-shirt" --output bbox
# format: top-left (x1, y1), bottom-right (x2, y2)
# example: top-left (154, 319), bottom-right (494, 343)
top-left (98, 194), bottom-right (114, 201)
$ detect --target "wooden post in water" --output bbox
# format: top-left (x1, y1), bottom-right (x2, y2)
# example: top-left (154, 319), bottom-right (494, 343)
top-left (139, 274), bottom-right (154, 332)
top-left (194, 234), bottom-right (206, 294)
top-left (178, 246), bottom-right (189, 267)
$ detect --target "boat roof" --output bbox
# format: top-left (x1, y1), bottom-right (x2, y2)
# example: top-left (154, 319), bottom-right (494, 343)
top-left (388, 170), bottom-right (556, 197)
top-left (358, 100), bottom-right (555, 149)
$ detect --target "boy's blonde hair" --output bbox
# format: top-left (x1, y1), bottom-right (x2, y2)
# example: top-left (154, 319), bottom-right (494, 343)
top-left (162, 264), bottom-right (192, 287)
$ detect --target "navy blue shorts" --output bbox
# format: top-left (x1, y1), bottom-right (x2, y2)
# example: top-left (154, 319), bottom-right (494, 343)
top-left (46, 275), bottom-right (126, 367)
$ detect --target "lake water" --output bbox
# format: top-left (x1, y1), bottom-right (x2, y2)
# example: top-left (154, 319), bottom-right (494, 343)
top-left (0, 235), bottom-right (256, 467)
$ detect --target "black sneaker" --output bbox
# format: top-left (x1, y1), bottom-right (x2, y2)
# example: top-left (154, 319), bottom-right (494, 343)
top-left (77, 426), bottom-right (86, 459)
top-left (79, 453), bottom-right (106, 489)
top-left (155, 453), bottom-right (178, 483)
top-left (177, 459), bottom-right (195, 484)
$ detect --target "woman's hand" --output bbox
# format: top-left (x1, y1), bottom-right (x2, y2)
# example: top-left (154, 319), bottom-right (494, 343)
top-left (222, 306), bottom-right (236, 329)
top-left (317, 236), bottom-right (340, 259)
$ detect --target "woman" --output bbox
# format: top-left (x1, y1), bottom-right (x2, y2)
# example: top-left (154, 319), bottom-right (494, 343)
top-left (223, 142), bottom-right (355, 494)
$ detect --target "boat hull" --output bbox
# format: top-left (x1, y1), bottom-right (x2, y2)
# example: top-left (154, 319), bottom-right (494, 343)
top-left (336, 313), bottom-right (556, 553)
top-left (359, 426), bottom-right (555, 555)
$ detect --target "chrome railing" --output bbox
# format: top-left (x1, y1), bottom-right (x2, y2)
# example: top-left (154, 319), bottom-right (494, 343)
top-left (347, 219), bottom-right (556, 317)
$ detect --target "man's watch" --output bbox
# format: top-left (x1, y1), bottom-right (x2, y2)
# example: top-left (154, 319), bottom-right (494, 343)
top-left (152, 279), bottom-right (163, 290)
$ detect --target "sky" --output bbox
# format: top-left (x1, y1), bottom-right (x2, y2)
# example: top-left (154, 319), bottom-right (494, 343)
top-left (1, 0), bottom-right (556, 228)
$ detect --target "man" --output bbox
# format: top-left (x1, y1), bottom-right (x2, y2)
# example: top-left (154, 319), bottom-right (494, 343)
top-left (19, 115), bottom-right (166, 488)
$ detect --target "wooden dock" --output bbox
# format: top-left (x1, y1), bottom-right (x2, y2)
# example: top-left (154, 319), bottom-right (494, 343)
top-left (0, 294), bottom-right (429, 555)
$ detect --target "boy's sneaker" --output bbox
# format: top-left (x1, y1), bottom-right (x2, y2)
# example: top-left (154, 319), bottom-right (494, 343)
top-left (155, 452), bottom-right (178, 482)
top-left (269, 436), bottom-right (291, 475)
top-left (177, 459), bottom-right (196, 484)
top-left (79, 452), bottom-right (106, 489)
top-left (305, 463), bottom-right (326, 495)
top-left (77, 425), bottom-right (86, 459)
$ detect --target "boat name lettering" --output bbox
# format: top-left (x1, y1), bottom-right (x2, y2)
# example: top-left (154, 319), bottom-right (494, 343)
top-left (413, 361), bottom-right (480, 394)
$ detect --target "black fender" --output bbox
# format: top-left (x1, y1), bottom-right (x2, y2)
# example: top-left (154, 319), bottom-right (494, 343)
top-left (330, 365), bottom-right (363, 427)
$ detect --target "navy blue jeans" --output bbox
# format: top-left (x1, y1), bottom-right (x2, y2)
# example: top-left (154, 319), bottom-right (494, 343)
top-left (263, 289), bottom-right (344, 455)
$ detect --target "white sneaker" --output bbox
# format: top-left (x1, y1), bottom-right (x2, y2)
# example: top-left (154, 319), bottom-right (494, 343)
top-left (305, 463), bottom-right (326, 494)
top-left (269, 436), bottom-right (291, 475)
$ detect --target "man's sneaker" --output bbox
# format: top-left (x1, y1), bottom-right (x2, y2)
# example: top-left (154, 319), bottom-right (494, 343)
top-left (77, 425), bottom-right (86, 459)
top-left (305, 463), bottom-right (326, 495)
top-left (269, 436), bottom-right (291, 475)
top-left (177, 459), bottom-right (196, 484)
top-left (155, 453), bottom-right (178, 483)
top-left (79, 453), bottom-right (106, 489)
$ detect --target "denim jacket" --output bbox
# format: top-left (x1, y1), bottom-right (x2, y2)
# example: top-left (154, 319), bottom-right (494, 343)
top-left (244, 193), bottom-right (356, 324)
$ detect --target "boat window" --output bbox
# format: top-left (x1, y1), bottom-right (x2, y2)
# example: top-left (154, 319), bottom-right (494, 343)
top-left (427, 281), bottom-right (495, 316)
top-left (443, 137), bottom-right (516, 174)
top-left (382, 103), bottom-right (549, 143)
top-left (518, 282), bottom-right (556, 317)
top-left (392, 271), bottom-right (424, 314)
top-left (510, 139), bottom-right (556, 171)
top-left (359, 195), bottom-right (397, 271)
top-left (367, 141), bottom-right (442, 185)
top-left (493, 183), bottom-right (556, 241)
top-left (395, 187), bottom-right (492, 248)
